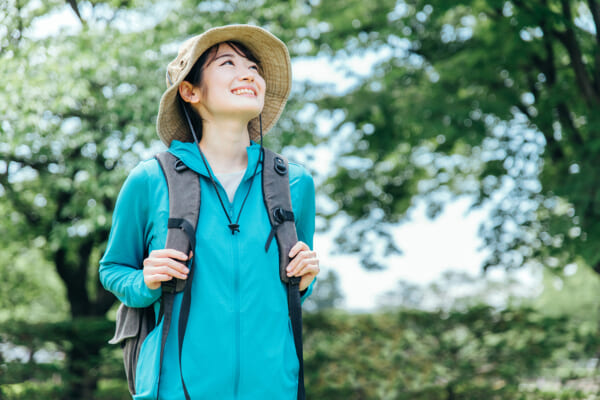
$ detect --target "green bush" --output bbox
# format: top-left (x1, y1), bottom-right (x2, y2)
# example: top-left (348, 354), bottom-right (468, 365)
top-left (1, 306), bottom-right (598, 399)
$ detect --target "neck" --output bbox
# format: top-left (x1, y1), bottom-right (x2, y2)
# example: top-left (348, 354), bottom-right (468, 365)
top-left (199, 119), bottom-right (250, 174)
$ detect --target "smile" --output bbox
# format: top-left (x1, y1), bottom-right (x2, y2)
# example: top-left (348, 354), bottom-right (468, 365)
top-left (231, 87), bottom-right (257, 96)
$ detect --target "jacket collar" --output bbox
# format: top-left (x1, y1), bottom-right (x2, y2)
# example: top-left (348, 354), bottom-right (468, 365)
top-left (167, 140), bottom-right (263, 181)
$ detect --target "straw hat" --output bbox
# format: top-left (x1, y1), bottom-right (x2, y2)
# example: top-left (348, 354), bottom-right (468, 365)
top-left (156, 24), bottom-right (292, 147)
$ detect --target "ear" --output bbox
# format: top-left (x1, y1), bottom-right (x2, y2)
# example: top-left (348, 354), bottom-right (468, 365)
top-left (178, 81), bottom-right (201, 104)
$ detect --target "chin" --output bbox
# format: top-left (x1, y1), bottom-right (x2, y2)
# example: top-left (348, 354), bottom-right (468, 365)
top-left (236, 107), bottom-right (263, 121)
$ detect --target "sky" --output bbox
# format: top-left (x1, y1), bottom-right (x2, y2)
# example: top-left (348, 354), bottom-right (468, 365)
top-left (314, 198), bottom-right (489, 310)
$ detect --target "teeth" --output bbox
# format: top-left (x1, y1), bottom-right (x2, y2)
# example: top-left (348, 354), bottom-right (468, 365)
top-left (232, 88), bottom-right (255, 96)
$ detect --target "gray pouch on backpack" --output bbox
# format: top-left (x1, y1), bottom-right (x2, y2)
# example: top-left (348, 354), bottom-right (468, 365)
top-left (109, 303), bottom-right (156, 395)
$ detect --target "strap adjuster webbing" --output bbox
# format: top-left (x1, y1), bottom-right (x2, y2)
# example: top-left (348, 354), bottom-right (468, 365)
top-left (168, 218), bottom-right (196, 250)
top-left (264, 208), bottom-right (295, 252)
top-left (287, 276), bottom-right (305, 400)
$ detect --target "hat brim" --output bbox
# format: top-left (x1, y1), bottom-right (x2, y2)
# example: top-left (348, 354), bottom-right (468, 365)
top-left (156, 25), bottom-right (292, 147)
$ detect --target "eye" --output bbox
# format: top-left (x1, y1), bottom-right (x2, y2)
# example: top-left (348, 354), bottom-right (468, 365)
top-left (249, 64), bottom-right (259, 71)
top-left (220, 60), bottom-right (234, 66)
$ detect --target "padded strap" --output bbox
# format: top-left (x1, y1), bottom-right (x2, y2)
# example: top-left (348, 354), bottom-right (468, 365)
top-left (155, 152), bottom-right (201, 399)
top-left (261, 148), bottom-right (305, 400)
top-left (156, 152), bottom-right (201, 293)
top-left (261, 149), bottom-right (298, 283)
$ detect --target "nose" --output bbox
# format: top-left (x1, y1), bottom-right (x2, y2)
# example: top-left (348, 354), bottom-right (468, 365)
top-left (239, 73), bottom-right (255, 83)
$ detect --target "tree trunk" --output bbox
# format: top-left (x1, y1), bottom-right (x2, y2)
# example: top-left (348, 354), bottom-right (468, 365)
top-left (446, 384), bottom-right (455, 400)
top-left (55, 237), bottom-right (115, 400)
top-left (65, 343), bottom-right (101, 400)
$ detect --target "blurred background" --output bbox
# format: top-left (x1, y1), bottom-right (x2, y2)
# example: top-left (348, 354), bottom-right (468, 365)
top-left (2, 0), bottom-right (600, 398)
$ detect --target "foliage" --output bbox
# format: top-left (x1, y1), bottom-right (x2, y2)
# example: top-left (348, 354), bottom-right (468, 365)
top-left (2, 306), bottom-right (598, 399)
top-left (4, 0), bottom-right (600, 397)
top-left (304, 306), bottom-right (600, 399)
top-left (533, 260), bottom-right (600, 319)
top-left (306, 0), bottom-right (600, 274)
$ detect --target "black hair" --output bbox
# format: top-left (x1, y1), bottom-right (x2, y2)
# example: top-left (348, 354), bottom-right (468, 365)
top-left (177, 41), bottom-right (262, 142)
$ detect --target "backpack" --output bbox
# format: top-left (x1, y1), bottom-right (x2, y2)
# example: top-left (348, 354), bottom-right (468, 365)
top-left (108, 148), bottom-right (305, 400)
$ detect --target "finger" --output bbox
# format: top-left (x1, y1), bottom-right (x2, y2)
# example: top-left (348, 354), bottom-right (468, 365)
top-left (149, 248), bottom-right (189, 261)
top-left (149, 273), bottom-right (174, 283)
top-left (144, 273), bottom-right (173, 290)
top-left (294, 260), bottom-right (319, 277)
top-left (144, 257), bottom-right (190, 275)
top-left (299, 265), bottom-right (320, 290)
top-left (300, 274), bottom-right (317, 292)
top-left (287, 250), bottom-right (317, 274)
top-left (288, 241), bottom-right (309, 258)
top-left (151, 265), bottom-right (189, 280)
top-left (287, 256), bottom-right (319, 277)
top-left (287, 248), bottom-right (315, 266)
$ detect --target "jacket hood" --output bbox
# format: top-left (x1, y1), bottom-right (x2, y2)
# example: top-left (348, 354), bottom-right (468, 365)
top-left (168, 140), bottom-right (263, 181)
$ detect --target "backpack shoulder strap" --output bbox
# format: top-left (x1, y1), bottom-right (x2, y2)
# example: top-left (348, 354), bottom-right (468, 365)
top-left (155, 151), bottom-right (201, 400)
top-left (261, 148), bottom-right (298, 283)
top-left (261, 147), bottom-right (306, 400)
top-left (155, 151), bottom-right (201, 293)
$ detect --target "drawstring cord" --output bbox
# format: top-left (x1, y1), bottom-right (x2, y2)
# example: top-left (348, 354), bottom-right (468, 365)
top-left (179, 99), bottom-right (263, 234)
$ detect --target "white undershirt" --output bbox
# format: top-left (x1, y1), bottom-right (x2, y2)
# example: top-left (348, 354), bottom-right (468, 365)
top-left (215, 169), bottom-right (246, 203)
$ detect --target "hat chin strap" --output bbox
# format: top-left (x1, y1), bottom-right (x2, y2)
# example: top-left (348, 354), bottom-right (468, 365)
top-left (258, 113), bottom-right (264, 150)
top-left (178, 97), bottom-right (201, 145)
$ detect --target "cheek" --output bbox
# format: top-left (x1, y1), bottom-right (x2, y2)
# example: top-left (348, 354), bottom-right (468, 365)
top-left (258, 78), bottom-right (267, 101)
top-left (196, 81), bottom-right (209, 102)
top-left (259, 76), bottom-right (267, 92)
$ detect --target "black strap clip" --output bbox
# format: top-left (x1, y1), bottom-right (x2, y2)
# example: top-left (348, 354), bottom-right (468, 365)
top-left (264, 208), bottom-right (295, 252)
top-left (168, 218), bottom-right (196, 250)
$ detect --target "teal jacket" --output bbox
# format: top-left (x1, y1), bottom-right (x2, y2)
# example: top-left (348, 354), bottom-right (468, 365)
top-left (99, 140), bottom-right (315, 399)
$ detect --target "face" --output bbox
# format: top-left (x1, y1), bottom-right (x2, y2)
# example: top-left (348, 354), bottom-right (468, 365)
top-left (190, 43), bottom-right (266, 124)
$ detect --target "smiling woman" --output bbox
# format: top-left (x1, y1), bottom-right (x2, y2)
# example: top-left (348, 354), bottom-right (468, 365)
top-left (99, 25), bottom-right (319, 400)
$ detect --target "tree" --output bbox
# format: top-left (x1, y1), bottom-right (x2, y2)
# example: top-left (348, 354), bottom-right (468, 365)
top-left (0, 0), bottom-right (173, 396)
top-left (306, 0), bottom-right (600, 276)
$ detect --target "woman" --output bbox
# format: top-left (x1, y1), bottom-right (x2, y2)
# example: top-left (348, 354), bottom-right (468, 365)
top-left (99, 25), bottom-right (319, 399)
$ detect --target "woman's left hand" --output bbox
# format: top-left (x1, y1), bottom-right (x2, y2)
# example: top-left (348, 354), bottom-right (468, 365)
top-left (287, 241), bottom-right (320, 292)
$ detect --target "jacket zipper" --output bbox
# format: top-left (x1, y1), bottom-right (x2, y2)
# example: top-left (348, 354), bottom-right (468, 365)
top-left (231, 203), bottom-right (241, 399)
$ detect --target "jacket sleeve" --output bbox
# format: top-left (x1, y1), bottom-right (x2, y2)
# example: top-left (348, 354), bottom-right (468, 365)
top-left (99, 162), bottom-right (162, 308)
top-left (289, 163), bottom-right (317, 301)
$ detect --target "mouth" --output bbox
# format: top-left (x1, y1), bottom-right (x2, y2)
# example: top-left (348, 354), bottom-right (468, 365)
top-left (231, 87), bottom-right (257, 96)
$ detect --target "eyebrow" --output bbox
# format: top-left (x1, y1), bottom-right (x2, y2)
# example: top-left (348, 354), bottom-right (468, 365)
top-left (206, 53), bottom-right (237, 67)
top-left (209, 52), bottom-right (256, 67)
top-left (214, 52), bottom-right (236, 61)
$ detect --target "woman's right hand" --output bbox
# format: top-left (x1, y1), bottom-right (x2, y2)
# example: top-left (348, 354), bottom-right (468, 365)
top-left (143, 249), bottom-right (190, 290)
